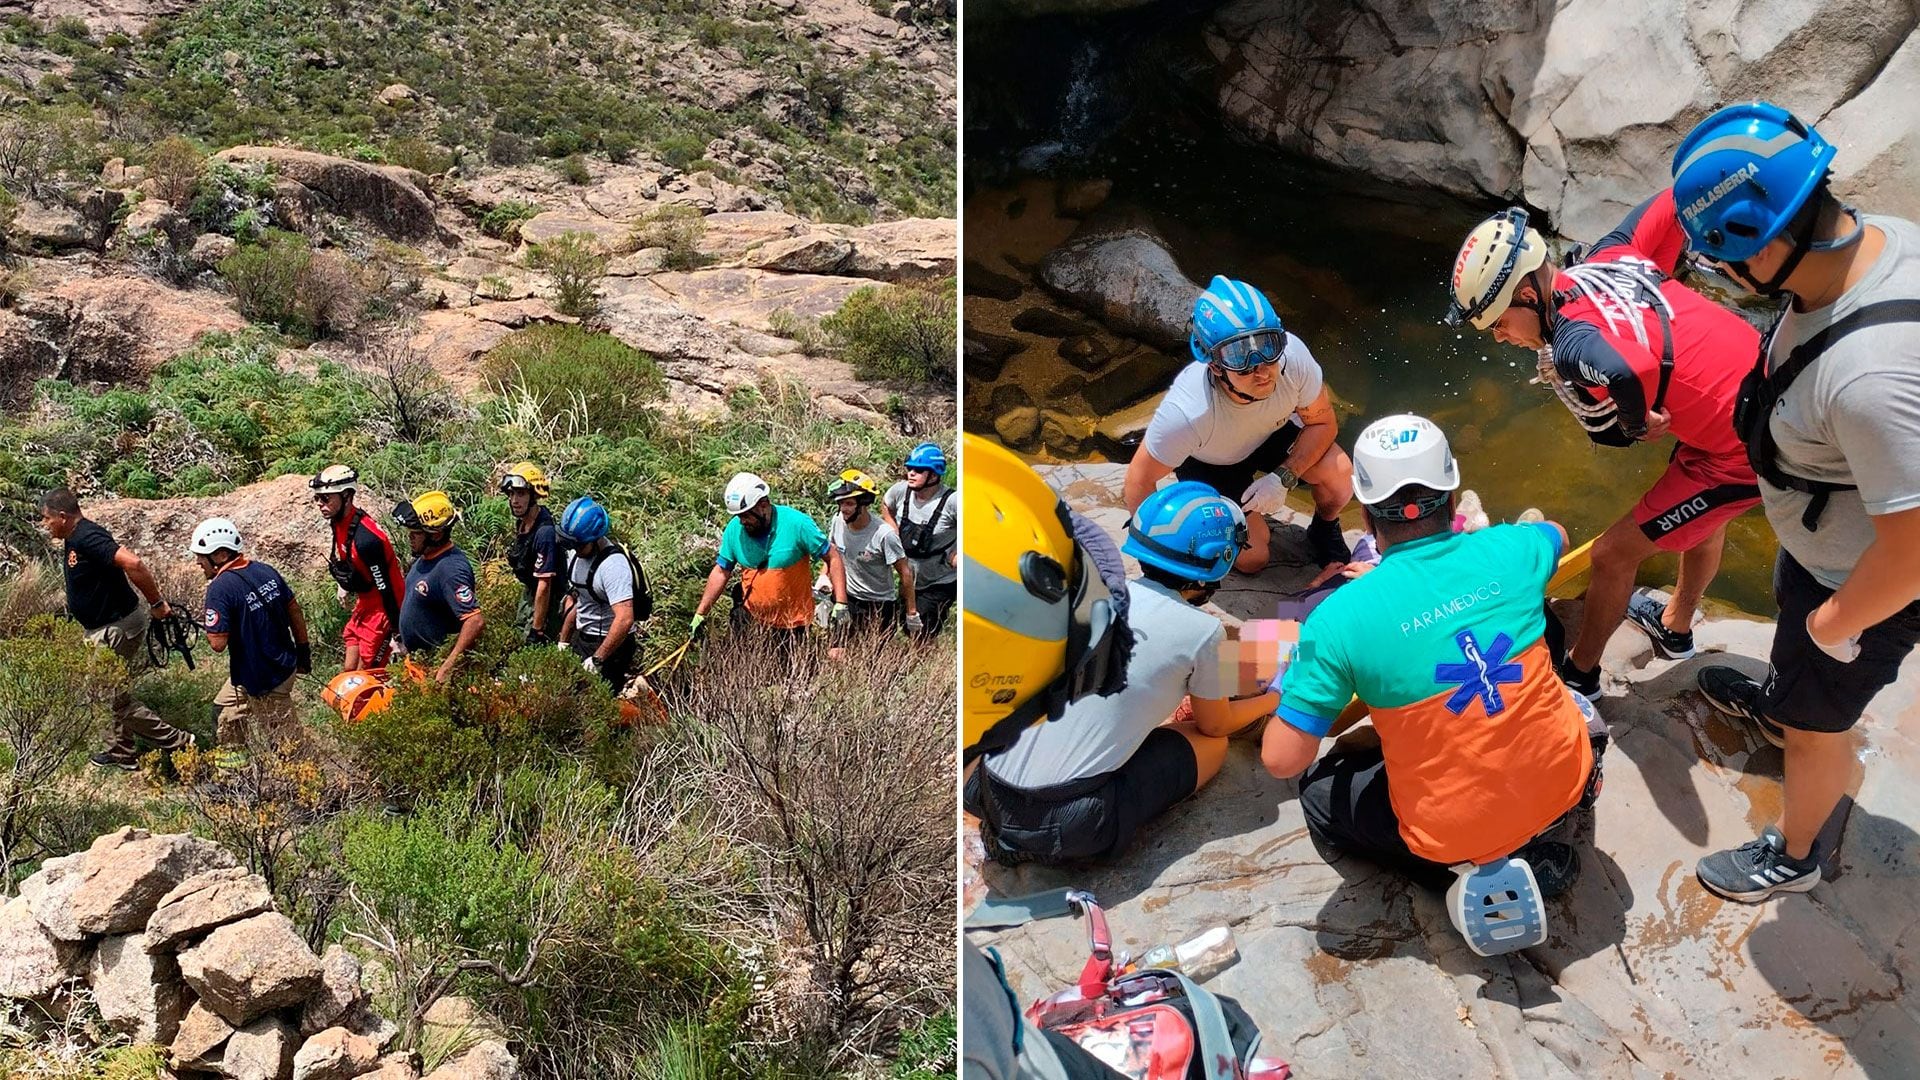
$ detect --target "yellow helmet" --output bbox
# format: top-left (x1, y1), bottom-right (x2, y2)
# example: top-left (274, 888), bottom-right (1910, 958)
top-left (962, 434), bottom-right (1129, 760)
top-left (395, 490), bottom-right (460, 531)
top-left (499, 461), bottom-right (550, 498)
top-left (826, 468), bottom-right (882, 503)
top-left (1446, 207), bottom-right (1549, 331)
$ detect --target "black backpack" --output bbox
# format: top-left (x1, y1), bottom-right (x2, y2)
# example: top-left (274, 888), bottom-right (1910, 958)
top-left (574, 542), bottom-right (652, 622)
top-left (896, 489), bottom-right (955, 560)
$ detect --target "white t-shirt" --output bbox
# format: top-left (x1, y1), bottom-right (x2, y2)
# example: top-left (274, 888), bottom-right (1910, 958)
top-left (884, 480), bottom-right (958, 587)
top-left (567, 545), bottom-right (635, 637)
top-left (831, 513), bottom-right (906, 602)
top-left (1141, 334), bottom-right (1324, 467)
top-left (985, 579), bottom-right (1230, 789)
top-left (1761, 214), bottom-right (1920, 589)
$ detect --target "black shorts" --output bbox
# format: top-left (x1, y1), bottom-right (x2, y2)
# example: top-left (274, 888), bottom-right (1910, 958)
top-left (1763, 550), bottom-right (1920, 734)
top-left (1171, 420), bottom-right (1303, 501)
top-left (965, 727), bottom-right (1199, 864)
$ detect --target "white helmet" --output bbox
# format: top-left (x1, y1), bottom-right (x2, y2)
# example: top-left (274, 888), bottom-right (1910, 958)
top-left (189, 517), bottom-right (244, 556)
top-left (1352, 415), bottom-right (1460, 508)
top-left (723, 472), bottom-right (770, 516)
top-left (1446, 207), bottom-right (1549, 331)
top-left (309, 464), bottom-right (358, 496)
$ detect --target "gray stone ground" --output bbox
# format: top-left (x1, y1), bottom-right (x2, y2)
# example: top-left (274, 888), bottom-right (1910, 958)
top-left (969, 463), bottom-right (1920, 1079)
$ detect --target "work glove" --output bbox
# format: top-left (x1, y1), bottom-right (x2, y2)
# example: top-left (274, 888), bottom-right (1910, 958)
top-left (335, 585), bottom-right (350, 606)
top-left (904, 611), bottom-right (924, 635)
top-left (1240, 470), bottom-right (1295, 517)
top-left (689, 613), bottom-right (708, 640)
top-left (583, 654), bottom-right (602, 675)
top-left (1807, 613), bottom-right (1861, 664)
top-left (294, 641), bottom-right (313, 675)
top-left (526, 627), bottom-right (549, 646)
top-left (555, 639), bottom-right (570, 652)
top-left (830, 602), bottom-right (850, 629)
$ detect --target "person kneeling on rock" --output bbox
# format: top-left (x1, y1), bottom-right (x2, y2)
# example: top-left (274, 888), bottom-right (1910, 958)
top-left (192, 517), bottom-right (312, 762)
top-left (1262, 415), bottom-right (1604, 898)
top-left (966, 480), bottom-right (1276, 865)
top-left (1123, 275), bottom-right (1354, 573)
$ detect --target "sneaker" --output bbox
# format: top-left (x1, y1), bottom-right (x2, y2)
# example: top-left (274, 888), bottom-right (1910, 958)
top-left (1697, 828), bottom-right (1820, 902)
top-left (1306, 516), bottom-right (1351, 568)
top-left (1556, 658), bottom-right (1602, 702)
top-left (1515, 840), bottom-right (1581, 899)
top-left (1625, 591), bottom-right (1695, 660)
top-left (89, 751), bottom-right (138, 771)
top-left (1697, 666), bottom-right (1786, 749)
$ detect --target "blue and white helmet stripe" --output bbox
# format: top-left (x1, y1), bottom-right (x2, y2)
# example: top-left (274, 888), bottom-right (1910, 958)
top-left (1190, 275), bottom-right (1284, 364)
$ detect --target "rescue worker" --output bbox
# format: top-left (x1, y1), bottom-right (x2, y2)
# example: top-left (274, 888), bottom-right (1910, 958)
top-left (968, 480), bottom-right (1273, 865)
top-left (962, 434), bottom-right (1132, 1080)
top-left (689, 472), bottom-right (844, 641)
top-left (500, 461), bottom-right (561, 644)
top-left (1446, 190), bottom-right (1763, 700)
top-left (1672, 103), bottom-right (1920, 902)
top-left (882, 442), bottom-right (957, 641)
top-left (191, 518), bottom-right (311, 756)
top-left (1263, 416), bottom-right (1601, 894)
top-left (392, 491), bottom-right (484, 682)
top-left (312, 465), bottom-right (405, 671)
top-left (1123, 275), bottom-right (1354, 573)
top-left (554, 496), bottom-right (650, 691)
top-left (39, 489), bottom-right (197, 770)
top-left (827, 469), bottom-right (916, 638)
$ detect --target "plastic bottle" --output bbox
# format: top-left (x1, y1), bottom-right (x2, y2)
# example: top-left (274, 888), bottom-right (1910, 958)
top-left (1173, 926), bottom-right (1238, 982)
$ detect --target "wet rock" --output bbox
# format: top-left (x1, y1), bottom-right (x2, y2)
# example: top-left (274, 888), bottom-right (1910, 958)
top-left (177, 912), bottom-right (323, 1026)
top-left (1079, 350), bottom-right (1180, 414)
top-left (89, 932), bottom-right (188, 1044)
top-left (147, 868), bottom-right (275, 953)
top-left (71, 829), bottom-right (236, 936)
top-left (215, 146), bottom-right (438, 240)
top-left (1038, 220), bottom-right (1198, 350)
top-left (293, 1025), bottom-right (382, 1080)
top-left (1056, 334), bottom-right (1118, 372)
top-left (989, 384), bottom-right (1041, 450)
top-left (1056, 178), bottom-right (1113, 217)
top-left (1009, 306), bottom-right (1098, 339)
top-left (0, 895), bottom-right (84, 999)
top-left (1040, 409), bottom-right (1092, 458)
top-left (963, 329), bottom-right (1023, 380)
top-left (18, 852), bottom-right (88, 942)
top-left (963, 260), bottom-right (1024, 301)
top-left (421, 1040), bottom-right (517, 1080)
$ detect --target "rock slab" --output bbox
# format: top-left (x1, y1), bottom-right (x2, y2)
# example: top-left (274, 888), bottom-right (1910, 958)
top-left (177, 912), bottom-right (324, 1027)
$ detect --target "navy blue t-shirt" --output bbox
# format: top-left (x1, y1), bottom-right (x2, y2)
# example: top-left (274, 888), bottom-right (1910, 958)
top-left (506, 506), bottom-right (560, 591)
top-left (399, 547), bottom-right (480, 652)
top-left (202, 559), bottom-right (298, 696)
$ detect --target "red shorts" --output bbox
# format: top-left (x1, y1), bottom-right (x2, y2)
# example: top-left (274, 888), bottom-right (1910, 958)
top-left (344, 593), bottom-right (394, 667)
top-left (1632, 448), bottom-right (1761, 552)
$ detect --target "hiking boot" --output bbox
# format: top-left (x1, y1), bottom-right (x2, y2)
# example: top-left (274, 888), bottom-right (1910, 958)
top-left (1697, 827), bottom-right (1819, 903)
top-left (1556, 658), bottom-right (1602, 702)
top-left (1306, 516), bottom-right (1351, 568)
top-left (1625, 591), bottom-right (1695, 660)
top-left (1697, 665), bottom-right (1786, 749)
top-left (1515, 840), bottom-right (1580, 899)
top-left (89, 751), bottom-right (138, 771)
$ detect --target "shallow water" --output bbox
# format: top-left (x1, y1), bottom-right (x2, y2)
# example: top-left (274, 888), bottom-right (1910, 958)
top-left (965, 133), bottom-right (1781, 615)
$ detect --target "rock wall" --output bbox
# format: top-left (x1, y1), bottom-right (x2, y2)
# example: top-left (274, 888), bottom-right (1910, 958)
top-left (0, 827), bottom-right (518, 1080)
top-left (1202, 0), bottom-right (1920, 238)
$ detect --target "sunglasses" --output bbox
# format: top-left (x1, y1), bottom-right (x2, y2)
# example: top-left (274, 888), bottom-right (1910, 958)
top-left (1208, 329), bottom-right (1287, 373)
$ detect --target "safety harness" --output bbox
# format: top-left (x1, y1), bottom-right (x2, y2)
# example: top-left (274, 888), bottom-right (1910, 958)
top-left (1533, 257), bottom-right (1677, 435)
top-left (1736, 299), bottom-right (1920, 530)
top-left (574, 541), bottom-right (653, 621)
top-left (897, 488), bottom-right (956, 561)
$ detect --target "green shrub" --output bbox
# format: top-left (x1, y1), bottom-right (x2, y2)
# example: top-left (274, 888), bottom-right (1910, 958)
top-left (146, 134), bottom-right (205, 208)
top-left (217, 231), bottom-right (364, 338)
top-left (556, 153), bottom-right (592, 185)
top-left (188, 159), bottom-right (279, 238)
top-left (628, 205), bottom-right (706, 272)
top-left (482, 324), bottom-right (664, 441)
top-left (388, 136), bottom-right (454, 176)
top-left (819, 277), bottom-right (955, 383)
top-left (653, 132), bottom-right (707, 172)
top-left (766, 309), bottom-right (828, 357)
top-left (478, 199), bottom-right (539, 241)
top-left (526, 230), bottom-right (608, 319)
top-left (0, 615), bottom-right (126, 874)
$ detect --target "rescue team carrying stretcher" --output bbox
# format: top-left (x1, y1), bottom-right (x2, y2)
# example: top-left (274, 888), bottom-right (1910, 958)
top-left (966, 101), bottom-right (1920, 994)
top-left (42, 443), bottom-right (958, 769)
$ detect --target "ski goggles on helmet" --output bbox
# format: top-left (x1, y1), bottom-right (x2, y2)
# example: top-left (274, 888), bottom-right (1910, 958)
top-left (1206, 329), bottom-right (1289, 373)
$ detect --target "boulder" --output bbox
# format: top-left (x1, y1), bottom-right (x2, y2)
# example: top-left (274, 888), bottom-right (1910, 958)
top-left (221, 1014), bottom-right (298, 1080)
top-left (1057, 178), bottom-right (1114, 217)
top-left (963, 329), bottom-right (1024, 381)
top-left (694, 210), bottom-right (812, 261)
top-left (376, 83), bottom-right (417, 107)
top-left (1009, 306), bottom-right (1098, 339)
top-left (89, 933), bottom-right (189, 1044)
top-left (747, 234), bottom-right (855, 275)
top-left (840, 217), bottom-right (956, 282)
top-left (177, 912), bottom-right (323, 1027)
top-left (8, 200), bottom-right (92, 251)
top-left (419, 995), bottom-right (508, 1048)
top-left (18, 852), bottom-right (88, 942)
top-left (88, 473), bottom-right (332, 576)
top-left (988, 384), bottom-right (1040, 450)
top-left (516, 211), bottom-right (631, 251)
top-left (657, 170), bottom-right (765, 214)
top-left (172, 999), bottom-right (237, 1070)
top-left (0, 275), bottom-right (246, 408)
top-left (292, 1025), bottom-right (382, 1080)
top-left (963, 260), bottom-right (1024, 301)
top-left (214, 146), bottom-right (438, 240)
top-left (0, 895), bottom-right (84, 999)
top-left (421, 1040), bottom-right (517, 1080)
top-left (70, 829), bottom-right (236, 936)
top-left (368, 1054), bottom-right (422, 1080)
top-left (580, 170), bottom-right (665, 219)
top-left (120, 198), bottom-right (190, 246)
top-left (146, 867), bottom-right (275, 953)
top-left (1037, 221), bottom-right (1199, 350)
top-left (193, 232), bottom-right (239, 269)
top-left (299, 945), bottom-right (366, 1035)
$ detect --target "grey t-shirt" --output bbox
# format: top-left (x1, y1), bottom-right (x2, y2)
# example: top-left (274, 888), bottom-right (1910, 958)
top-left (567, 545), bottom-right (635, 636)
top-left (986, 579), bottom-right (1229, 789)
top-left (885, 480), bottom-right (958, 587)
top-left (1141, 334), bottom-right (1323, 468)
top-left (1762, 213), bottom-right (1920, 589)
top-left (831, 513), bottom-right (906, 603)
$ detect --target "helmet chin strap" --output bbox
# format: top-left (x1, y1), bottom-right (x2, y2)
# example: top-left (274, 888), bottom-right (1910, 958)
top-left (1727, 192), bottom-right (1831, 299)
top-left (1211, 365), bottom-right (1262, 404)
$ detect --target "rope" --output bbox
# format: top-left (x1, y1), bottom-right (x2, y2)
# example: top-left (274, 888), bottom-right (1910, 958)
top-left (1557, 257), bottom-right (1674, 353)
top-left (1531, 344), bottom-right (1620, 431)
top-left (146, 604), bottom-right (198, 671)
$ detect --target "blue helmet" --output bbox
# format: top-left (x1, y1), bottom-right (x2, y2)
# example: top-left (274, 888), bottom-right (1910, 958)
top-left (1671, 101), bottom-right (1834, 263)
top-left (1123, 482), bottom-right (1248, 583)
top-left (557, 496), bottom-right (610, 544)
top-left (905, 442), bottom-right (947, 474)
top-left (1189, 275), bottom-right (1285, 368)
